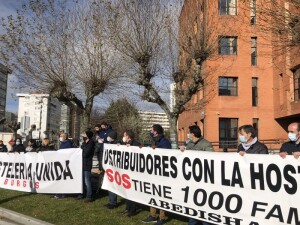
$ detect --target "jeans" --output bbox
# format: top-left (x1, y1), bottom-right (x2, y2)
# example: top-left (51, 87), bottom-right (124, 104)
top-left (188, 218), bottom-right (212, 225)
top-left (126, 199), bottom-right (136, 213)
top-left (84, 171), bottom-right (92, 199)
top-left (108, 191), bottom-right (117, 206)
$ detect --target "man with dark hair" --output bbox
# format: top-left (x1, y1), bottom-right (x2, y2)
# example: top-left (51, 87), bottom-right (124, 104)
top-left (180, 125), bottom-right (213, 225)
top-left (237, 124), bottom-right (268, 155)
top-left (142, 124), bottom-right (171, 225)
top-left (96, 122), bottom-right (113, 171)
top-left (78, 130), bottom-right (95, 203)
top-left (150, 124), bottom-right (171, 149)
top-left (280, 122), bottom-right (300, 159)
top-left (0, 140), bottom-right (8, 152)
top-left (121, 130), bottom-right (140, 217)
top-left (180, 125), bottom-right (213, 152)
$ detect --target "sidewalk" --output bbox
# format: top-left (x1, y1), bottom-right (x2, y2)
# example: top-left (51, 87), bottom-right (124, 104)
top-left (0, 207), bottom-right (54, 225)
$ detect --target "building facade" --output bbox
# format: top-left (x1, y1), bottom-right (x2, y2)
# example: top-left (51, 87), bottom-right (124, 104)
top-left (60, 103), bottom-right (81, 141)
top-left (139, 111), bottom-right (170, 132)
top-left (178, 0), bottom-right (299, 150)
top-left (17, 93), bottom-right (61, 141)
top-left (0, 63), bottom-right (11, 131)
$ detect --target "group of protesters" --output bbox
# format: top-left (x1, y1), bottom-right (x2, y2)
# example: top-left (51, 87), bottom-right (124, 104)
top-left (0, 121), bottom-right (299, 225)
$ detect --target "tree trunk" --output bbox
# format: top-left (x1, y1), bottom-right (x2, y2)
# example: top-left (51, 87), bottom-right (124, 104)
top-left (81, 93), bottom-right (94, 133)
top-left (169, 116), bottom-right (178, 149)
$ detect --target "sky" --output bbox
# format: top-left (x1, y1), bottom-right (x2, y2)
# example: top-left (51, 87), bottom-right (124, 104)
top-left (0, 0), bottom-right (182, 114)
top-left (0, 0), bottom-right (26, 113)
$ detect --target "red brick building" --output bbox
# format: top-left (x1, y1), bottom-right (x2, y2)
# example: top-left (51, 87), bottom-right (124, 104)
top-left (178, 0), bottom-right (300, 150)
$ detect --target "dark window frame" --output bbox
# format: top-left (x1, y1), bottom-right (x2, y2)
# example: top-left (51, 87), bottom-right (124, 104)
top-left (219, 118), bottom-right (238, 148)
top-left (252, 77), bottom-right (258, 106)
top-left (219, 77), bottom-right (238, 96)
top-left (250, 0), bottom-right (256, 25)
top-left (219, 36), bottom-right (238, 55)
top-left (218, 0), bottom-right (237, 15)
top-left (251, 37), bottom-right (257, 66)
top-left (294, 68), bottom-right (300, 101)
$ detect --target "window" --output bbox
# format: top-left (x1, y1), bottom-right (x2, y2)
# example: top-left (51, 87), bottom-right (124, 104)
top-left (219, 37), bottom-right (237, 55)
top-left (250, 0), bottom-right (256, 25)
top-left (219, 77), bottom-right (238, 96)
top-left (252, 78), bottom-right (258, 106)
top-left (218, 0), bottom-right (237, 15)
top-left (294, 68), bottom-right (300, 101)
top-left (251, 37), bottom-right (257, 66)
top-left (219, 118), bottom-right (238, 148)
top-left (253, 118), bottom-right (259, 137)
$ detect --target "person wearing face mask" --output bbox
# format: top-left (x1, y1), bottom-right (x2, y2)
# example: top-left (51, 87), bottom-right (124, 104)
top-left (237, 125), bottom-right (268, 156)
top-left (0, 140), bottom-right (8, 152)
top-left (96, 122), bottom-right (113, 172)
top-left (104, 130), bottom-right (120, 209)
top-left (179, 125), bottom-right (213, 225)
top-left (76, 130), bottom-right (95, 203)
top-left (120, 130), bottom-right (141, 217)
top-left (25, 139), bottom-right (38, 152)
top-left (12, 138), bottom-right (25, 153)
top-left (59, 133), bottom-right (73, 149)
top-left (142, 124), bottom-right (171, 225)
top-left (52, 133), bottom-right (73, 199)
top-left (279, 122), bottom-right (300, 159)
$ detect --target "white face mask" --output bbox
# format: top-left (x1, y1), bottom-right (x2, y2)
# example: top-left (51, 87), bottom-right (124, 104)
top-left (288, 132), bottom-right (298, 142)
top-left (107, 137), bottom-right (111, 142)
top-left (98, 139), bottom-right (103, 143)
top-left (59, 137), bottom-right (64, 142)
top-left (122, 137), bottom-right (127, 143)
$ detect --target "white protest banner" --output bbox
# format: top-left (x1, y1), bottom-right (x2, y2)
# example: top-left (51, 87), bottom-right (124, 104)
top-left (0, 148), bottom-right (82, 193)
top-left (102, 144), bottom-right (300, 225)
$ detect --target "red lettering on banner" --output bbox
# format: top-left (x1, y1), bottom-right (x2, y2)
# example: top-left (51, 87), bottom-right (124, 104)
top-left (106, 169), bottom-right (131, 189)
top-left (23, 181), bottom-right (26, 187)
top-left (4, 179), bottom-right (8, 185)
top-left (35, 182), bottom-right (39, 189)
top-left (17, 180), bottom-right (20, 187)
top-left (10, 180), bottom-right (14, 186)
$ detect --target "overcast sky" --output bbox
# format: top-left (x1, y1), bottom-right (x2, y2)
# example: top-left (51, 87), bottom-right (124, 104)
top-left (0, 0), bottom-right (25, 113)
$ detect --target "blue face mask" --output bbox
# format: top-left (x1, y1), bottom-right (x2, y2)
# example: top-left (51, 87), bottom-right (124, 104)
top-left (239, 135), bottom-right (247, 143)
top-left (288, 132), bottom-right (298, 142)
top-left (16, 141), bottom-right (20, 145)
top-left (150, 132), bottom-right (154, 138)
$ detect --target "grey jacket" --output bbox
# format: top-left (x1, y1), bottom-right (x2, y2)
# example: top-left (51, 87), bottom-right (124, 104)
top-left (186, 137), bottom-right (214, 151)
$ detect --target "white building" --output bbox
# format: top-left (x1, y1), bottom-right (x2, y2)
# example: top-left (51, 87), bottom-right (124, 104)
top-left (17, 93), bottom-right (61, 140)
top-left (138, 111), bottom-right (170, 131)
top-left (170, 83), bottom-right (176, 112)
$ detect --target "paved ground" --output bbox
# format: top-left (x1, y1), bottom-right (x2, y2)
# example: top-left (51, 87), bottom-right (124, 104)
top-left (0, 207), bottom-right (53, 225)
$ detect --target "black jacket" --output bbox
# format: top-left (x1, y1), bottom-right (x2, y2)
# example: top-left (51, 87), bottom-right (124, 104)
top-left (38, 144), bottom-right (56, 152)
top-left (81, 139), bottom-right (95, 171)
top-left (0, 144), bottom-right (7, 152)
top-left (12, 144), bottom-right (26, 153)
top-left (237, 141), bottom-right (268, 154)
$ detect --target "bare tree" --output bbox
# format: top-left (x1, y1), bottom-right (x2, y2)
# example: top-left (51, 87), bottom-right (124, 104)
top-left (0, 0), bottom-right (122, 131)
top-left (105, 0), bottom-right (239, 147)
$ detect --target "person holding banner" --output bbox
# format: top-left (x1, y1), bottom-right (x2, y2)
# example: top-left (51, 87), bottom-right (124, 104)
top-left (142, 124), bottom-right (171, 225)
top-left (0, 140), bottom-right (8, 152)
top-left (279, 122), bottom-right (300, 159)
top-left (105, 130), bottom-right (120, 209)
top-left (237, 125), bottom-right (268, 155)
top-left (121, 129), bottom-right (141, 217)
top-left (179, 125), bottom-right (214, 225)
top-left (77, 130), bottom-right (95, 203)
top-left (12, 138), bottom-right (25, 153)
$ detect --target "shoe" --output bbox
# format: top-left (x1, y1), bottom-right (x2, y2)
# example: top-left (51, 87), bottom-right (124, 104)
top-left (106, 203), bottom-right (117, 209)
top-left (127, 211), bottom-right (137, 217)
top-left (84, 198), bottom-right (92, 203)
top-left (53, 195), bottom-right (65, 199)
top-left (119, 209), bottom-right (128, 215)
top-left (75, 195), bottom-right (83, 200)
top-left (142, 216), bottom-right (157, 223)
top-left (154, 219), bottom-right (166, 225)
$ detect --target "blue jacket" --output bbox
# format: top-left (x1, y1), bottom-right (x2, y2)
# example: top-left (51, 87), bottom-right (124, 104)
top-left (59, 140), bottom-right (73, 149)
top-left (98, 127), bottom-right (112, 143)
top-left (153, 135), bottom-right (171, 149)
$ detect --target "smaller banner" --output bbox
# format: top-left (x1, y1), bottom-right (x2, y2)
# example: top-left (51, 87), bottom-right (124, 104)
top-left (0, 148), bottom-right (82, 193)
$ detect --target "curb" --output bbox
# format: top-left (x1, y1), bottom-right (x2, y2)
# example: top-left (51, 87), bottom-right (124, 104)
top-left (0, 207), bottom-right (54, 225)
